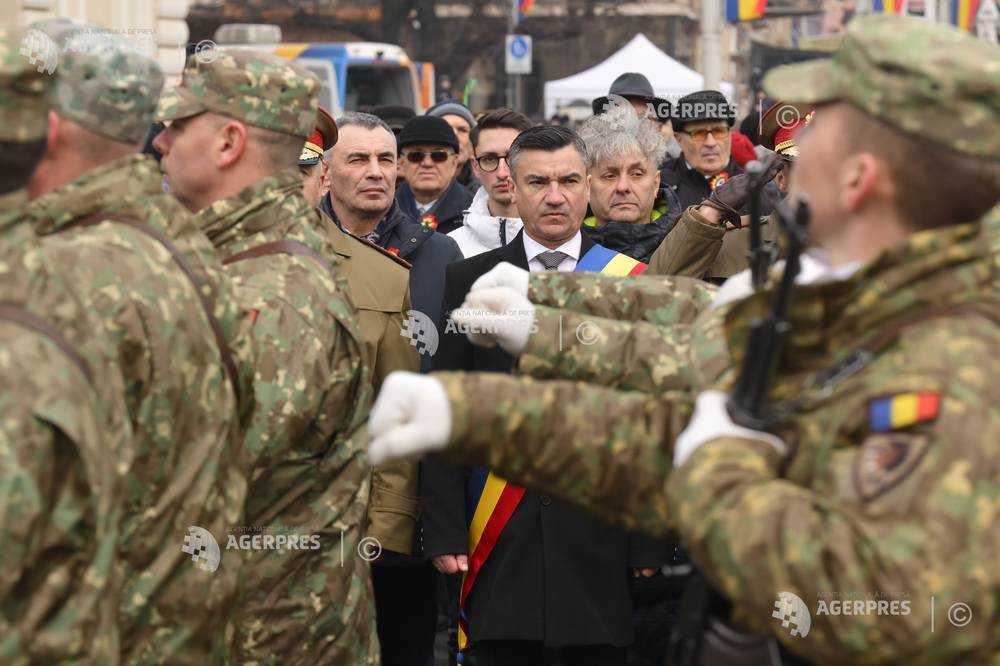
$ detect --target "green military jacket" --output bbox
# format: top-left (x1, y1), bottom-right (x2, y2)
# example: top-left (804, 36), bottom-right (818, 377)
top-left (439, 218), bottom-right (1000, 663)
top-left (326, 222), bottom-right (421, 556)
top-left (0, 267), bottom-right (129, 665)
top-left (647, 205), bottom-right (781, 281)
top-left (198, 169), bottom-right (378, 665)
top-left (0, 153), bottom-right (250, 664)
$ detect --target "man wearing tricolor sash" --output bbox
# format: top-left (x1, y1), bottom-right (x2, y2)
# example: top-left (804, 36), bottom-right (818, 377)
top-left (422, 125), bottom-right (668, 666)
top-left (374, 16), bottom-right (1000, 664)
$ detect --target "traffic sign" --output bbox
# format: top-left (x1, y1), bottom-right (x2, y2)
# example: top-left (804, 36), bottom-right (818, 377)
top-left (505, 34), bottom-right (532, 75)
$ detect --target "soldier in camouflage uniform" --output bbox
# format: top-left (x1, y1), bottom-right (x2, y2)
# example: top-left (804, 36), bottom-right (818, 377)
top-left (369, 16), bottom-right (1000, 662)
top-left (1, 24), bottom-right (252, 663)
top-left (0, 25), bottom-right (130, 664)
top-left (154, 49), bottom-right (377, 664)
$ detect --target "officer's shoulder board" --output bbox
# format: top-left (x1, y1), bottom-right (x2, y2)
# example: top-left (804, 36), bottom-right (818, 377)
top-left (348, 233), bottom-right (412, 271)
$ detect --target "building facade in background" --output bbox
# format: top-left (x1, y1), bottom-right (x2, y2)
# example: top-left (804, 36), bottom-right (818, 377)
top-left (1, 0), bottom-right (190, 79)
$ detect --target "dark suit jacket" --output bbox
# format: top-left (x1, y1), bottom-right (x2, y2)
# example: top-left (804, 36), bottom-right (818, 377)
top-left (421, 230), bottom-right (668, 648)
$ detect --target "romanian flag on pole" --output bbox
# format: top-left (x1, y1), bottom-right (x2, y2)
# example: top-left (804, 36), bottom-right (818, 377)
top-left (516, 0), bottom-right (534, 23)
top-left (726, 0), bottom-right (768, 21)
top-left (871, 0), bottom-right (906, 13)
top-left (950, 0), bottom-right (981, 30)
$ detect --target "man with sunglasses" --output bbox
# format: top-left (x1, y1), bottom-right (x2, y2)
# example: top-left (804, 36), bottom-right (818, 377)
top-left (660, 90), bottom-right (741, 211)
top-left (448, 108), bottom-right (534, 258)
top-left (395, 115), bottom-right (474, 235)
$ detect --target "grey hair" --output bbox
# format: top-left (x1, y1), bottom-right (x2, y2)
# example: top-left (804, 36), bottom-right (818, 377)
top-left (328, 112), bottom-right (394, 159)
top-left (578, 104), bottom-right (667, 170)
top-left (334, 111), bottom-right (393, 134)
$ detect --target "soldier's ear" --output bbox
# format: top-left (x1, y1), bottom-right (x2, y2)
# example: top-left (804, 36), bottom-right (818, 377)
top-left (215, 120), bottom-right (249, 169)
top-left (839, 152), bottom-right (881, 213)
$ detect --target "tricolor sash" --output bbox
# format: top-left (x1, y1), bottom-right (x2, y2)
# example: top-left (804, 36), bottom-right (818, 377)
top-left (458, 243), bottom-right (647, 650)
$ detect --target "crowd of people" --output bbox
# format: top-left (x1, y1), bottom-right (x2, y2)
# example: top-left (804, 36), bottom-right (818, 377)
top-left (1, 13), bottom-right (997, 666)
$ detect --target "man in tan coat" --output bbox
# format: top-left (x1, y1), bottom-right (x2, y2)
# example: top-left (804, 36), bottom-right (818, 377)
top-left (311, 112), bottom-right (430, 666)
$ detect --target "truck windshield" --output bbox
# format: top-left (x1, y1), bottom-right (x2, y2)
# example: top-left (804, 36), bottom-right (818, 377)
top-left (345, 64), bottom-right (415, 110)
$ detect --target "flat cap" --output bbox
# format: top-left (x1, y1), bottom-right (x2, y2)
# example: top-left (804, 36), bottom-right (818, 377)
top-left (673, 90), bottom-right (737, 128)
top-left (764, 15), bottom-right (1000, 160)
top-left (397, 115), bottom-right (459, 152)
top-left (157, 48), bottom-right (318, 138)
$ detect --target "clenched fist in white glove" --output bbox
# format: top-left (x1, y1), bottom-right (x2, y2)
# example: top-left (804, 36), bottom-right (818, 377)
top-left (368, 372), bottom-right (452, 464)
top-left (672, 390), bottom-right (787, 468)
top-left (449, 286), bottom-right (535, 354)
top-left (468, 262), bottom-right (530, 298)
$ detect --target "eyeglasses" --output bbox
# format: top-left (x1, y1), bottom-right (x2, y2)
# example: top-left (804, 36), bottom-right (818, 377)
top-left (404, 150), bottom-right (451, 164)
top-left (475, 153), bottom-right (509, 172)
top-left (678, 127), bottom-right (730, 143)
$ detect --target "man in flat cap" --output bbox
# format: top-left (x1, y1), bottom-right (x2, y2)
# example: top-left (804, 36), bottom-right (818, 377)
top-left (395, 114), bottom-right (474, 236)
top-left (154, 47), bottom-right (377, 665)
top-left (369, 15), bottom-right (1000, 663)
top-left (1, 22), bottom-right (253, 663)
top-left (661, 90), bottom-right (740, 210)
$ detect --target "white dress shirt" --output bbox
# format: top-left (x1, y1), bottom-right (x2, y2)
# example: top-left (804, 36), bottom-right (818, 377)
top-left (415, 199), bottom-right (438, 215)
top-left (523, 230), bottom-right (583, 273)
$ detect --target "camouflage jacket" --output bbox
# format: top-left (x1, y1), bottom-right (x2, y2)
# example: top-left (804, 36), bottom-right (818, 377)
top-left (197, 168), bottom-right (377, 665)
top-left (520, 272), bottom-right (719, 393)
top-left (0, 267), bottom-right (130, 665)
top-left (445, 218), bottom-right (1000, 662)
top-left (1, 154), bottom-right (250, 664)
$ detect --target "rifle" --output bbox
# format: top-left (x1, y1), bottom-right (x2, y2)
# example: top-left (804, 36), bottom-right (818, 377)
top-left (727, 199), bottom-right (810, 430)
top-left (669, 199), bottom-right (811, 666)
top-left (745, 158), bottom-right (779, 290)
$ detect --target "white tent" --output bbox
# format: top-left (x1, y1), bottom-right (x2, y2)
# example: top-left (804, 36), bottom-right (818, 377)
top-left (544, 34), bottom-right (734, 118)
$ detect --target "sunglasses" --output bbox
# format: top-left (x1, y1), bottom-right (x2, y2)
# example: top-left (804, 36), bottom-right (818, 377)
top-left (678, 127), bottom-right (730, 143)
top-left (404, 150), bottom-right (451, 164)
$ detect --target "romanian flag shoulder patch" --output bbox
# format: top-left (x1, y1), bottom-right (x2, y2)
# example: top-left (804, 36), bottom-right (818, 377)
top-left (868, 392), bottom-right (941, 432)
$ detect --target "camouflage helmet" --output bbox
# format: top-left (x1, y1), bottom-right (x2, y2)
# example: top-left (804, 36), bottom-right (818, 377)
top-left (0, 26), bottom-right (54, 142)
top-left (156, 48), bottom-right (319, 138)
top-left (764, 15), bottom-right (1000, 160)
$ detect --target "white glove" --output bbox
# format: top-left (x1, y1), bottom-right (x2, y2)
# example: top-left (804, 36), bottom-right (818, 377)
top-left (368, 372), bottom-right (452, 465)
top-left (468, 262), bottom-right (530, 299)
top-left (672, 390), bottom-right (787, 468)
top-left (449, 286), bottom-right (535, 354)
